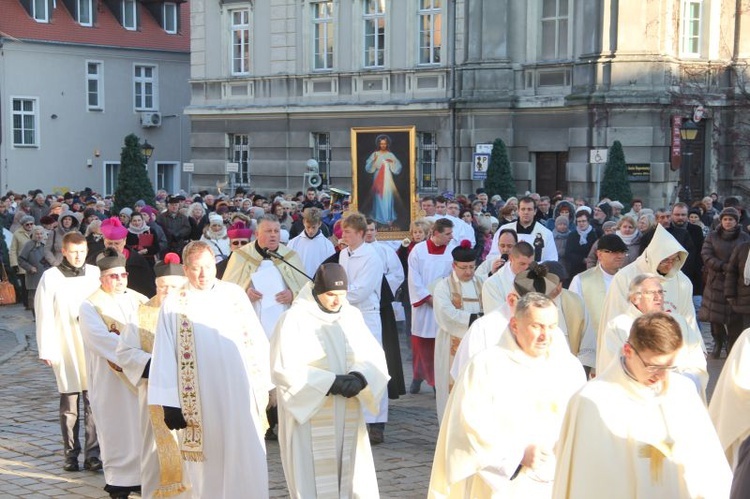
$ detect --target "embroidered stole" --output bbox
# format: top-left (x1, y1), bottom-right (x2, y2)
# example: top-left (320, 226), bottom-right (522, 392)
top-left (139, 300), bottom-right (189, 497)
top-left (87, 289), bottom-right (137, 394)
top-left (447, 275), bottom-right (483, 392)
top-left (176, 290), bottom-right (205, 462)
top-left (310, 323), bottom-right (360, 499)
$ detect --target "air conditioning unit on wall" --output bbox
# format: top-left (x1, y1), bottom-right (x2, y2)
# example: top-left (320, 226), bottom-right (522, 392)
top-left (140, 112), bottom-right (162, 127)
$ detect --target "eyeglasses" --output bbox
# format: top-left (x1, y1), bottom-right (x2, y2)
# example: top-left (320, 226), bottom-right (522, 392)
top-left (23, 223), bottom-right (34, 226)
top-left (454, 264), bottom-right (476, 271)
top-left (105, 272), bottom-right (129, 280)
top-left (637, 289), bottom-right (665, 297)
top-left (627, 342), bottom-right (677, 373)
top-left (231, 240), bottom-right (250, 246)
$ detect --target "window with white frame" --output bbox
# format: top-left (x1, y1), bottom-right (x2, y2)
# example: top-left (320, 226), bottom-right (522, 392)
top-left (12, 98), bottom-right (38, 147)
top-left (681, 0), bottom-right (703, 56)
top-left (231, 9), bottom-right (251, 75)
top-left (122, 0), bottom-right (137, 30)
top-left (86, 61), bottom-right (103, 111)
top-left (313, 2), bottom-right (334, 70)
top-left (32, 0), bottom-right (49, 22)
top-left (156, 162), bottom-right (177, 193)
top-left (77, 0), bottom-right (92, 26)
top-left (363, 0), bottom-right (386, 68)
top-left (540, 0), bottom-right (569, 61)
top-left (230, 134), bottom-right (251, 184)
top-left (418, 0), bottom-right (441, 65)
top-left (312, 132), bottom-right (331, 186)
top-left (417, 132), bottom-right (438, 190)
top-left (104, 162), bottom-right (120, 196)
top-left (134, 65), bottom-right (157, 111)
top-left (163, 2), bottom-right (178, 34)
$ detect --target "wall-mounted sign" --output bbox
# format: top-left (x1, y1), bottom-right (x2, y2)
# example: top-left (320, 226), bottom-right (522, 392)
top-left (472, 153), bottom-right (489, 180)
top-left (627, 163), bottom-right (651, 182)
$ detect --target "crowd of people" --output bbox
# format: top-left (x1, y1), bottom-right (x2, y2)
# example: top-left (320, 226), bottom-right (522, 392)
top-left (2, 183), bottom-right (750, 498)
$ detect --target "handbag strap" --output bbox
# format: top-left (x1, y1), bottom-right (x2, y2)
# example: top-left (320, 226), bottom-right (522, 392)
top-left (0, 259), bottom-right (8, 282)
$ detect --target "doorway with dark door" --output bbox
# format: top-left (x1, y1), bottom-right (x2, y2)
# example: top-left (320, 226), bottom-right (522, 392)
top-left (536, 152), bottom-right (568, 197)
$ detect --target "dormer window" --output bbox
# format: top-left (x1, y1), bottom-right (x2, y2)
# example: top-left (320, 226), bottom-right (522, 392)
top-left (122, 0), bottom-right (137, 30)
top-left (163, 2), bottom-right (177, 34)
top-left (32, 0), bottom-right (49, 22)
top-left (77, 0), bottom-right (93, 26)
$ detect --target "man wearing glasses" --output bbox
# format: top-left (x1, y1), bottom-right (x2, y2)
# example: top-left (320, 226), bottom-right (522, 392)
top-left (215, 220), bottom-right (251, 279)
top-left (554, 312), bottom-right (731, 498)
top-left (598, 274), bottom-right (707, 397)
top-left (79, 249), bottom-right (148, 498)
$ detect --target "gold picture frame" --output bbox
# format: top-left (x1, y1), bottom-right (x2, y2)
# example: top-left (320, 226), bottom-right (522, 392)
top-left (350, 126), bottom-right (417, 241)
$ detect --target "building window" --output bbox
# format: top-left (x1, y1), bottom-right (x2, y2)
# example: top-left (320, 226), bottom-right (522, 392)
top-left (418, 0), bottom-right (441, 65)
top-left (86, 61), bottom-right (103, 111)
top-left (417, 132), bottom-right (438, 190)
top-left (134, 65), bottom-right (158, 111)
top-left (541, 0), bottom-right (568, 61)
top-left (163, 2), bottom-right (178, 34)
top-left (363, 0), bottom-right (386, 68)
top-left (231, 9), bottom-right (251, 75)
top-left (681, 0), bottom-right (703, 56)
top-left (122, 0), bottom-right (137, 30)
top-left (32, 0), bottom-right (49, 22)
top-left (230, 134), bottom-right (251, 184)
top-left (156, 162), bottom-right (177, 192)
top-left (12, 98), bottom-right (38, 147)
top-left (104, 162), bottom-right (120, 196)
top-left (313, 2), bottom-right (334, 70)
top-left (77, 0), bottom-right (92, 26)
top-left (312, 133), bottom-right (331, 187)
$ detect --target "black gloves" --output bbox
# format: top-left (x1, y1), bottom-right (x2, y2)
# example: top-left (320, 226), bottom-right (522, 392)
top-left (141, 359), bottom-right (150, 379)
top-left (328, 371), bottom-right (368, 398)
top-left (163, 406), bottom-right (187, 430)
top-left (469, 312), bottom-right (484, 326)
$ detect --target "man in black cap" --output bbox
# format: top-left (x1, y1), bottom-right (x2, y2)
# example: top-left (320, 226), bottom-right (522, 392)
top-left (271, 263), bottom-right (389, 498)
top-left (433, 240), bottom-right (484, 423)
top-left (156, 196), bottom-right (191, 257)
top-left (79, 249), bottom-right (148, 498)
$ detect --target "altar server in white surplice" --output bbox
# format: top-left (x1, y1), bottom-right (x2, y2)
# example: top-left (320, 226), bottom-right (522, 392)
top-left (149, 241), bottom-right (272, 499)
top-left (287, 207), bottom-right (335, 278)
top-left (79, 248), bottom-right (148, 499)
top-left (271, 264), bottom-right (389, 499)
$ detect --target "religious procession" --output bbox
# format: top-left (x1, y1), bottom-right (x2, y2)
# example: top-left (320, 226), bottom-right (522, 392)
top-left (2, 186), bottom-right (750, 498)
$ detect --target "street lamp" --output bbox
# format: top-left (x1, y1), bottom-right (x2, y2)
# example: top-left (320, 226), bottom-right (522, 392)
top-left (679, 120), bottom-right (698, 203)
top-left (141, 141), bottom-right (155, 163)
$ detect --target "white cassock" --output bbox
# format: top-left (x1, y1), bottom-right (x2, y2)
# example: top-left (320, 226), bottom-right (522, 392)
top-left (287, 230), bottom-right (335, 278)
top-left (597, 304), bottom-right (708, 398)
top-left (488, 221), bottom-right (558, 261)
top-left (79, 288), bottom-right (147, 489)
top-left (408, 240), bottom-right (457, 339)
top-left (149, 281), bottom-right (271, 499)
top-left (370, 240), bottom-right (405, 297)
top-left (429, 329), bottom-right (586, 498)
top-left (450, 309), bottom-right (510, 382)
top-left (35, 265), bottom-right (100, 392)
top-left (553, 359), bottom-right (732, 499)
top-left (116, 299), bottom-right (191, 499)
top-left (427, 214), bottom-right (476, 247)
top-left (339, 243), bottom-right (387, 423)
top-left (433, 273), bottom-right (483, 423)
top-left (481, 262), bottom-right (516, 313)
top-left (271, 284), bottom-right (389, 499)
top-left (599, 225), bottom-right (696, 339)
top-left (709, 328), bottom-right (750, 470)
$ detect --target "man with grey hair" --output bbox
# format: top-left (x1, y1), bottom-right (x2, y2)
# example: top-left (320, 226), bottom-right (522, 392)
top-left (598, 273), bottom-right (707, 396)
top-left (429, 293), bottom-right (585, 497)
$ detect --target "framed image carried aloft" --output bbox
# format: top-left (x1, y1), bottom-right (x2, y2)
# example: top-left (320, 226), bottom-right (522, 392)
top-left (350, 126), bottom-right (417, 241)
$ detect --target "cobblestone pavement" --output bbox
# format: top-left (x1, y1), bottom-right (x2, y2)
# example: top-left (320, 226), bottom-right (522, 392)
top-left (0, 302), bottom-right (727, 498)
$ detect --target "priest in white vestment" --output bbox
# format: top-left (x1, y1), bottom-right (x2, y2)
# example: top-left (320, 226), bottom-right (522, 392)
top-left (553, 312), bottom-right (732, 499)
top-left (481, 241), bottom-right (534, 313)
top-left (149, 241), bottom-right (272, 499)
top-left (475, 228), bottom-right (517, 278)
top-left (287, 207), bottom-right (335, 278)
top-left (709, 327), bottom-right (750, 469)
top-left (35, 231), bottom-right (102, 472)
top-left (271, 264), bottom-right (389, 498)
top-left (79, 248), bottom-right (148, 498)
top-left (433, 240), bottom-right (484, 423)
top-left (116, 253), bottom-right (191, 498)
top-left (429, 293), bottom-right (586, 498)
top-left (598, 274), bottom-right (707, 397)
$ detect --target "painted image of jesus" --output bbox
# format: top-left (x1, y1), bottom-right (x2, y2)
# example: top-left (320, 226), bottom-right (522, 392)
top-left (365, 134), bottom-right (403, 225)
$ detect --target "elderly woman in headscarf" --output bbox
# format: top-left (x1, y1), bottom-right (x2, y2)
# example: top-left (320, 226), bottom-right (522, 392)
top-left (552, 215), bottom-right (571, 263)
top-left (43, 212), bottom-right (80, 267)
top-left (200, 213), bottom-right (231, 263)
top-left (17, 225), bottom-right (50, 316)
